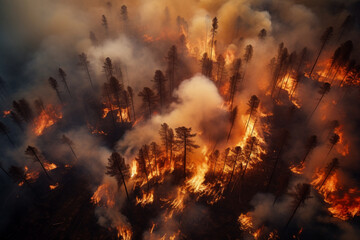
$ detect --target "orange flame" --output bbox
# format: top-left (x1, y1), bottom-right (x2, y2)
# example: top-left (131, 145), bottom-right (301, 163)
top-left (33, 105), bottom-right (62, 136)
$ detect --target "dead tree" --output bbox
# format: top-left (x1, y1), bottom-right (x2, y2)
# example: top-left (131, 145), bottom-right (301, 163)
top-left (106, 152), bottom-right (130, 199)
top-left (48, 77), bottom-right (63, 104)
top-left (228, 58), bottom-right (242, 109)
top-left (267, 130), bottom-right (289, 189)
top-left (302, 135), bottom-right (318, 164)
top-left (309, 26), bottom-right (333, 78)
top-left (61, 134), bottom-right (78, 161)
top-left (13, 99), bottom-right (34, 124)
top-left (326, 133), bottom-right (340, 158)
top-left (175, 126), bottom-right (200, 178)
top-left (244, 95), bottom-right (260, 133)
top-left (150, 142), bottom-right (161, 176)
top-left (319, 158), bottom-right (339, 188)
top-left (103, 57), bottom-right (114, 80)
top-left (227, 146), bottom-right (241, 187)
top-left (215, 54), bottom-right (226, 87)
top-left (209, 17), bottom-right (218, 60)
top-left (159, 123), bottom-right (170, 161)
top-left (78, 53), bottom-right (94, 89)
top-left (227, 106), bottom-right (238, 142)
top-left (138, 87), bottom-right (157, 118)
top-left (308, 82), bottom-right (331, 122)
top-left (135, 148), bottom-right (150, 190)
top-left (152, 70), bottom-right (167, 110)
top-left (101, 15), bottom-right (109, 35)
top-left (58, 68), bottom-right (71, 97)
top-left (127, 86), bottom-right (136, 122)
top-left (166, 46), bottom-right (178, 96)
top-left (25, 146), bottom-right (51, 180)
top-left (284, 183), bottom-right (311, 229)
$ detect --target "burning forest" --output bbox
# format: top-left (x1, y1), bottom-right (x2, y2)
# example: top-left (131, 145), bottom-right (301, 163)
top-left (1, 0), bottom-right (360, 239)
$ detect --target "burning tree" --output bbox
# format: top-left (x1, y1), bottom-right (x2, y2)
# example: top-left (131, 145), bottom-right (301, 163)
top-left (209, 17), bottom-right (218, 60)
top-left (227, 146), bottom-right (242, 188)
top-left (152, 70), bottom-right (167, 110)
top-left (166, 45), bottom-right (178, 95)
top-left (308, 82), bottom-right (331, 122)
top-left (138, 87), bottom-right (157, 118)
top-left (175, 126), bottom-right (199, 178)
top-left (105, 152), bottom-right (130, 199)
top-left (244, 95), bottom-right (260, 133)
top-left (227, 106), bottom-right (238, 142)
top-left (135, 148), bottom-right (150, 190)
top-left (25, 146), bottom-right (51, 180)
top-left (309, 26), bottom-right (334, 78)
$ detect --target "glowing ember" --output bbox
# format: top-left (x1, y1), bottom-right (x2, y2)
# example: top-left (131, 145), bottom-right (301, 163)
top-left (49, 183), bottom-right (59, 190)
top-left (43, 162), bottom-right (57, 171)
top-left (3, 110), bottom-right (10, 117)
top-left (130, 160), bottom-right (137, 178)
top-left (290, 163), bottom-right (305, 174)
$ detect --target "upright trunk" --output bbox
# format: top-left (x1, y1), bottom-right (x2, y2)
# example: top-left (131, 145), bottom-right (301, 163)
top-left (118, 165), bottom-right (129, 200)
top-left (284, 200), bottom-right (302, 230)
top-left (244, 109), bottom-right (253, 133)
top-left (32, 150), bottom-right (51, 180)
top-left (105, 86), bottom-right (117, 128)
top-left (183, 137), bottom-right (187, 178)
top-left (309, 41), bottom-right (326, 78)
top-left (68, 144), bottom-right (79, 161)
top-left (308, 93), bottom-right (325, 122)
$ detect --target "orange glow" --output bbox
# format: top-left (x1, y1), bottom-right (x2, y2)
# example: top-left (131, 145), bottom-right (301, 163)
top-left (102, 104), bottom-right (131, 123)
top-left (130, 160), bottom-right (138, 178)
top-left (136, 190), bottom-right (154, 207)
top-left (33, 105), bottom-right (62, 136)
top-left (43, 162), bottom-right (57, 171)
top-left (290, 163), bottom-right (305, 174)
top-left (91, 182), bottom-right (116, 207)
top-left (49, 183), bottom-right (59, 190)
top-left (334, 126), bottom-right (349, 156)
top-left (3, 110), bottom-right (10, 117)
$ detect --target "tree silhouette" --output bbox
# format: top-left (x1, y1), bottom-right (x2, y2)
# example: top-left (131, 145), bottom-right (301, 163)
top-left (127, 86), bottom-right (136, 121)
top-left (102, 82), bottom-right (117, 128)
top-left (267, 130), bottom-right (289, 189)
top-left (244, 95), bottom-right (260, 133)
top-left (242, 44), bottom-right (253, 85)
top-left (103, 57), bottom-right (114, 80)
top-left (220, 147), bottom-right (230, 177)
top-left (159, 123), bottom-right (170, 160)
top-left (309, 26), bottom-right (333, 78)
top-left (308, 82), bottom-right (331, 122)
top-left (227, 106), bottom-right (238, 142)
top-left (13, 99), bottom-right (34, 123)
top-left (168, 128), bottom-right (175, 166)
top-left (150, 142), bottom-right (161, 176)
top-left (153, 70), bottom-right (167, 110)
top-left (227, 146), bottom-right (241, 187)
top-left (330, 41), bottom-right (353, 83)
top-left (166, 45), bottom-right (178, 95)
top-left (61, 134), bottom-right (78, 161)
top-left (215, 54), bottom-right (226, 86)
top-left (302, 135), bottom-right (318, 164)
top-left (109, 76), bottom-right (124, 123)
top-left (339, 59), bottom-right (356, 87)
top-left (78, 53), bottom-right (94, 89)
top-left (106, 152), bottom-right (130, 199)
top-left (277, 51), bottom-right (297, 98)
top-left (121, 5), bottom-right (128, 22)
top-left (319, 158), bottom-right (339, 189)
top-left (326, 133), bottom-right (340, 157)
top-left (0, 121), bottom-right (14, 146)
top-left (135, 148), bottom-right (150, 190)
top-left (201, 53), bottom-right (213, 78)
top-left (175, 126), bottom-right (199, 177)
top-left (209, 150), bottom-right (220, 174)
top-left (258, 29), bottom-right (267, 40)
top-left (209, 17), bottom-right (218, 60)
top-left (142, 144), bottom-right (154, 177)
top-left (48, 77), bottom-right (63, 104)
top-left (89, 31), bottom-right (98, 46)
top-left (101, 15), bottom-right (109, 35)
top-left (138, 87), bottom-right (157, 118)
top-left (337, 15), bottom-right (354, 42)
top-left (228, 58), bottom-right (242, 109)
top-left (58, 68), bottom-right (71, 97)
top-left (25, 146), bottom-right (51, 180)
top-left (241, 137), bottom-right (258, 179)
top-left (285, 183), bottom-right (311, 229)
top-left (0, 160), bottom-right (10, 177)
